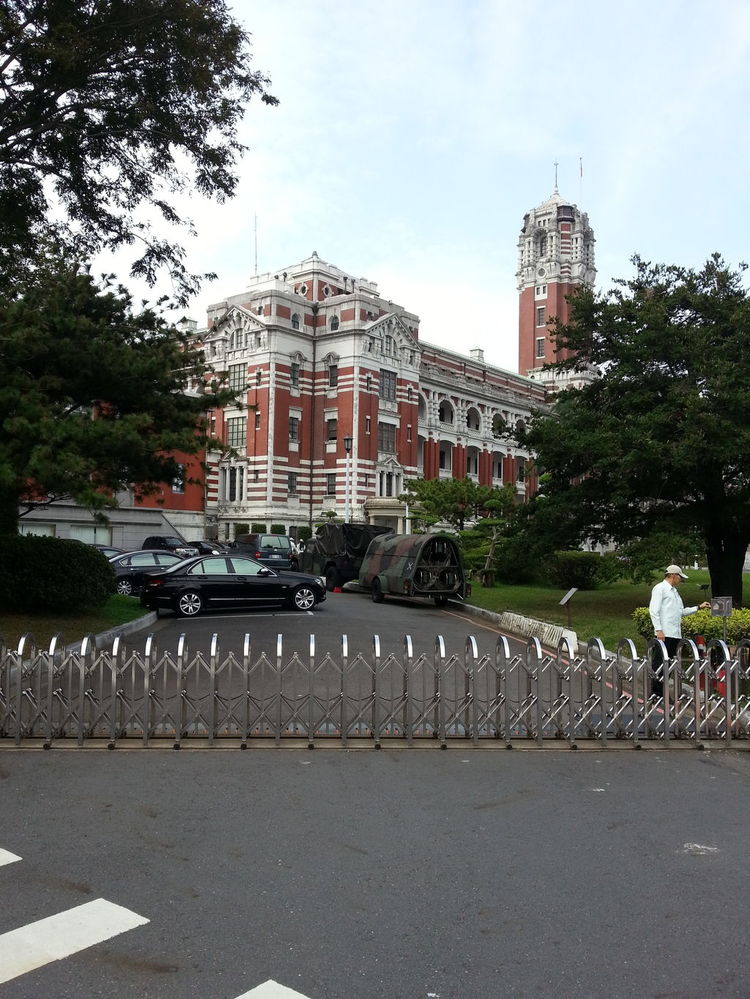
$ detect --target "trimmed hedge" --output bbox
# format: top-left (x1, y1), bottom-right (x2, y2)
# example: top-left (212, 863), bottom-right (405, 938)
top-left (0, 536), bottom-right (115, 612)
top-left (632, 606), bottom-right (750, 644)
top-left (270, 524), bottom-right (286, 535)
top-left (546, 551), bottom-right (621, 590)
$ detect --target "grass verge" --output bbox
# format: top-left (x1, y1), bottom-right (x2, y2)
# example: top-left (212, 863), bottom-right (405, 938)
top-left (464, 570), bottom-right (730, 653)
top-left (0, 595), bottom-right (148, 650)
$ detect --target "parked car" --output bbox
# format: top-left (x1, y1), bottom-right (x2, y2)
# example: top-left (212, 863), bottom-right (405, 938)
top-left (230, 533), bottom-right (299, 570)
top-left (299, 522), bottom-right (392, 590)
top-left (140, 554), bottom-right (326, 617)
top-left (110, 549), bottom-right (186, 596)
top-left (358, 533), bottom-right (469, 607)
top-left (191, 540), bottom-right (229, 554)
top-left (90, 543), bottom-right (124, 558)
top-left (142, 535), bottom-right (199, 557)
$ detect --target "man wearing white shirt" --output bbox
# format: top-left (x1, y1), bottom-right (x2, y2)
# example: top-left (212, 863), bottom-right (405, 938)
top-left (648, 564), bottom-right (710, 696)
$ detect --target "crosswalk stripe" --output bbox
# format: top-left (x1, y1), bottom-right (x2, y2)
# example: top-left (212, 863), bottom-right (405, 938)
top-left (0, 850), bottom-right (21, 867)
top-left (0, 897), bottom-right (149, 985)
top-left (235, 981), bottom-right (313, 999)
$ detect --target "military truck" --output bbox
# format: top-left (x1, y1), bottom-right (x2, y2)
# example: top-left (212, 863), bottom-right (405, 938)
top-left (299, 522), bottom-right (392, 591)
top-left (358, 532), bottom-right (468, 607)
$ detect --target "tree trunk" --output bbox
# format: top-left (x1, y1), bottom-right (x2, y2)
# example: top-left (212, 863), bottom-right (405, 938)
top-left (0, 487), bottom-right (20, 536)
top-left (705, 533), bottom-right (749, 608)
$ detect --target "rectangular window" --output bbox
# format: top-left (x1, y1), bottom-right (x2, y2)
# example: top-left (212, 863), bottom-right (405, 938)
top-left (326, 418), bottom-right (337, 441)
top-left (406, 424), bottom-right (412, 442)
top-left (172, 463), bottom-right (185, 494)
top-left (328, 364), bottom-right (338, 388)
top-left (228, 363), bottom-right (246, 393)
top-left (289, 416), bottom-right (299, 442)
top-left (290, 362), bottom-right (300, 387)
top-left (536, 306), bottom-right (546, 327)
top-left (516, 457), bottom-right (526, 482)
top-left (379, 369), bottom-right (397, 402)
top-left (228, 465), bottom-right (244, 501)
top-left (256, 369), bottom-right (262, 386)
top-left (288, 472), bottom-right (298, 495)
top-left (225, 416), bottom-right (247, 449)
top-left (365, 374), bottom-right (372, 391)
top-left (365, 416), bottom-right (371, 434)
top-left (536, 337), bottom-right (546, 359)
top-left (377, 422), bottom-right (396, 453)
top-left (326, 473), bottom-right (336, 495)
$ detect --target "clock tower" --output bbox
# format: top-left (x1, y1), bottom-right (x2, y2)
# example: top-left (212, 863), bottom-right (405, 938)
top-left (517, 186), bottom-right (596, 378)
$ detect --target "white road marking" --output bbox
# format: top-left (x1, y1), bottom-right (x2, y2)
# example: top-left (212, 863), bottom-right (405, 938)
top-left (0, 898), bottom-right (149, 985)
top-left (235, 981), bottom-right (313, 999)
top-left (0, 849), bottom-right (21, 867)
top-left (681, 842), bottom-right (719, 855)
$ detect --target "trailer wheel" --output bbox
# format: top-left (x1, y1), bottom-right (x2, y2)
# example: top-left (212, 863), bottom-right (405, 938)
top-left (371, 578), bottom-right (384, 603)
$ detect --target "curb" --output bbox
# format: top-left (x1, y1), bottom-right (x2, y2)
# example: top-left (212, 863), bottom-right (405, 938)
top-left (455, 601), bottom-right (580, 654)
top-left (65, 612), bottom-right (158, 653)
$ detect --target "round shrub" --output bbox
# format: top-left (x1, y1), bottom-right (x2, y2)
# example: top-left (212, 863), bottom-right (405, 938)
top-left (546, 550), bottom-right (617, 590)
top-left (0, 535), bottom-right (115, 612)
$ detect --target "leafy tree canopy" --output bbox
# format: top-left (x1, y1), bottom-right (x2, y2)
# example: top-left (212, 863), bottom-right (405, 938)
top-left (0, 0), bottom-right (277, 301)
top-left (513, 254), bottom-right (750, 605)
top-left (401, 476), bottom-right (515, 533)
top-left (0, 258), bottom-right (237, 534)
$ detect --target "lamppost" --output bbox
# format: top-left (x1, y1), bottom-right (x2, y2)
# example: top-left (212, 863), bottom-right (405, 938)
top-left (343, 434), bottom-right (353, 522)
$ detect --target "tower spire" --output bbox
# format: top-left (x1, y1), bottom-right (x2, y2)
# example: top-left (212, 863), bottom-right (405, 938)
top-left (553, 160), bottom-right (559, 194)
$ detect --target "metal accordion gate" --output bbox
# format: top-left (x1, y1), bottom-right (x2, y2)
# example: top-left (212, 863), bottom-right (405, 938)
top-left (1, 632), bottom-right (749, 748)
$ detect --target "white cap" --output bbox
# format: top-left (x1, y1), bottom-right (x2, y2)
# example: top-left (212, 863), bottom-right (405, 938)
top-left (666, 564), bottom-right (688, 579)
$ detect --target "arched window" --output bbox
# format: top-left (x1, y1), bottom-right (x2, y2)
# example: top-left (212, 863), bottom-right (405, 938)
top-left (330, 315), bottom-right (340, 330)
top-left (438, 401), bottom-right (454, 425)
top-left (291, 313), bottom-right (300, 330)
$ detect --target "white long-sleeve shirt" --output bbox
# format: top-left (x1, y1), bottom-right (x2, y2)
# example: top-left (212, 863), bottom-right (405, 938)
top-left (648, 579), bottom-right (698, 638)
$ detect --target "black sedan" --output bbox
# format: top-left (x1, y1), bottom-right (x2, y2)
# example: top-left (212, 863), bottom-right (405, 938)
top-left (109, 549), bottom-right (186, 596)
top-left (139, 554), bottom-right (327, 617)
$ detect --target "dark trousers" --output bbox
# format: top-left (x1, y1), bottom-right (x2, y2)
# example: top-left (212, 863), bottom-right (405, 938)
top-left (651, 636), bottom-right (679, 696)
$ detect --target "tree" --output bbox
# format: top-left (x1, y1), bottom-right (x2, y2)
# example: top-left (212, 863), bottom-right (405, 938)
top-left (401, 477), bottom-right (516, 581)
top-left (0, 258), bottom-right (237, 535)
top-left (0, 0), bottom-right (277, 300)
top-left (511, 255), bottom-right (750, 606)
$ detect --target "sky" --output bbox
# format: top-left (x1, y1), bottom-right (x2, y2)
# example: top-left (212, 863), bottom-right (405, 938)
top-left (121, 0), bottom-right (750, 373)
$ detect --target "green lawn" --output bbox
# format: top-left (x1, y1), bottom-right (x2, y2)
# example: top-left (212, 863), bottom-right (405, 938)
top-left (465, 570), bottom-right (727, 653)
top-left (0, 595), bottom-right (148, 651)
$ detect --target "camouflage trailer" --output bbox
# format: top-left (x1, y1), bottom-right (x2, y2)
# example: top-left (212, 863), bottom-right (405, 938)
top-left (299, 522), bottom-right (392, 591)
top-left (358, 533), bottom-right (468, 607)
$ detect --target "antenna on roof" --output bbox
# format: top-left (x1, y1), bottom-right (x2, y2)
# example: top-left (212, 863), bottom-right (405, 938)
top-left (553, 160), bottom-right (559, 194)
top-left (254, 215), bottom-right (258, 275)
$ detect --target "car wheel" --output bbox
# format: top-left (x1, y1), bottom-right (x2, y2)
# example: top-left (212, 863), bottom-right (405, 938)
top-left (176, 590), bottom-right (203, 617)
top-left (371, 578), bottom-right (384, 603)
top-left (325, 567), bottom-right (341, 591)
top-left (116, 579), bottom-right (134, 596)
top-left (291, 586), bottom-right (317, 611)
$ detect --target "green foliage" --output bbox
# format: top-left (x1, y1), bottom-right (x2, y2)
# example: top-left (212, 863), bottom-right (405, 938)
top-left (0, 0), bottom-right (277, 300)
top-left (401, 477), bottom-right (515, 532)
top-left (249, 523), bottom-right (266, 534)
top-left (632, 605), bottom-right (750, 645)
top-left (234, 523), bottom-right (250, 537)
top-left (270, 524), bottom-right (286, 535)
top-left (507, 255), bottom-right (750, 607)
top-left (0, 536), bottom-right (114, 612)
top-left (0, 262), bottom-right (237, 534)
top-left (297, 526), bottom-right (313, 543)
top-left (545, 551), bottom-right (621, 590)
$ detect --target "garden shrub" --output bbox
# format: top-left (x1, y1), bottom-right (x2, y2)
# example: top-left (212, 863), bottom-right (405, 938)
top-left (632, 606), bottom-right (750, 645)
top-left (270, 524), bottom-right (286, 535)
top-left (0, 536), bottom-right (115, 612)
top-left (234, 523), bottom-right (250, 537)
top-left (546, 550), bottom-right (618, 590)
top-left (250, 522), bottom-right (267, 533)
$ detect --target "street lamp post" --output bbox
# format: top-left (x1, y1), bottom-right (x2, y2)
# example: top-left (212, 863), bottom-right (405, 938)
top-left (343, 435), bottom-right (353, 522)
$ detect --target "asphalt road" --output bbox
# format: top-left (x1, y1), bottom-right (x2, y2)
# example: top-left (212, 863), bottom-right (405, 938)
top-left (134, 588), bottom-right (521, 661)
top-left (1, 748), bottom-right (749, 998)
